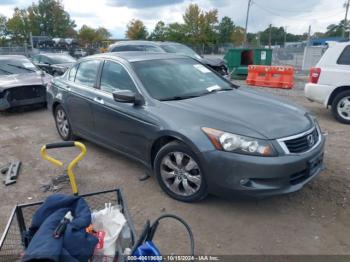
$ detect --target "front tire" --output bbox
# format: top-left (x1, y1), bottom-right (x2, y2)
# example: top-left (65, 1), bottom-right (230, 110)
top-left (331, 91), bottom-right (350, 124)
top-left (154, 141), bottom-right (208, 202)
top-left (54, 104), bottom-right (75, 140)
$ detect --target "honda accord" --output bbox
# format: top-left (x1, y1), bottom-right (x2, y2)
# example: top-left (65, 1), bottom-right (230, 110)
top-left (47, 52), bottom-right (325, 202)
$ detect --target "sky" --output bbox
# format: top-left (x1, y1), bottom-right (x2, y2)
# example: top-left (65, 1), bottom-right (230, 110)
top-left (0, 0), bottom-right (346, 38)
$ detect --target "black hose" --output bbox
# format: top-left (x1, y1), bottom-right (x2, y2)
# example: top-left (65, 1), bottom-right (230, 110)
top-left (147, 214), bottom-right (195, 257)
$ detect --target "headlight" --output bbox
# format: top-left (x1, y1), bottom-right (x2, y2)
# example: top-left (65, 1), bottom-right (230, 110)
top-left (202, 127), bottom-right (277, 156)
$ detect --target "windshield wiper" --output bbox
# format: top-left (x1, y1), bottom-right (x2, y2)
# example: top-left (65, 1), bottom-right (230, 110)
top-left (199, 87), bottom-right (233, 97)
top-left (6, 64), bottom-right (36, 72)
top-left (160, 94), bottom-right (199, 101)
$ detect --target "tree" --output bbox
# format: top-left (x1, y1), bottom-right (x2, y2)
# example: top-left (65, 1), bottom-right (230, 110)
top-left (217, 16), bottom-right (235, 44)
top-left (28, 0), bottom-right (76, 37)
top-left (325, 20), bottom-right (350, 37)
top-left (149, 21), bottom-right (166, 41)
top-left (95, 27), bottom-right (111, 41)
top-left (0, 15), bottom-right (7, 46)
top-left (6, 8), bottom-right (29, 44)
top-left (6, 0), bottom-right (76, 43)
top-left (78, 25), bottom-right (110, 46)
top-left (182, 3), bottom-right (218, 46)
top-left (164, 22), bottom-right (186, 42)
top-left (231, 26), bottom-right (245, 46)
top-left (126, 19), bottom-right (148, 40)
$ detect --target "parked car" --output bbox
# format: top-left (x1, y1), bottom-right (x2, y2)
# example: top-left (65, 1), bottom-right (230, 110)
top-left (47, 52), bottom-right (325, 202)
top-left (108, 41), bottom-right (228, 76)
top-left (32, 53), bottom-right (76, 76)
top-left (305, 42), bottom-right (350, 124)
top-left (0, 55), bottom-right (52, 111)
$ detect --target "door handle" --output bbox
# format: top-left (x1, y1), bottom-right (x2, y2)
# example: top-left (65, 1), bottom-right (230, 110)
top-left (93, 97), bottom-right (104, 105)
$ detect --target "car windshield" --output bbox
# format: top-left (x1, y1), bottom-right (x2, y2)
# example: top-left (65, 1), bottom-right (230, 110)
top-left (161, 44), bottom-right (202, 59)
top-left (48, 54), bottom-right (76, 63)
top-left (0, 57), bottom-right (39, 75)
top-left (132, 58), bottom-right (233, 101)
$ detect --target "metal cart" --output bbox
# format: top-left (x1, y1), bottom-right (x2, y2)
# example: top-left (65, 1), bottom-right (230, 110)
top-left (0, 141), bottom-right (136, 262)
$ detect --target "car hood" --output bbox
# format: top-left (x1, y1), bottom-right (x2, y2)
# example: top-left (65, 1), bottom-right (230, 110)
top-left (159, 87), bottom-right (313, 140)
top-left (0, 72), bottom-right (52, 91)
top-left (200, 57), bottom-right (226, 67)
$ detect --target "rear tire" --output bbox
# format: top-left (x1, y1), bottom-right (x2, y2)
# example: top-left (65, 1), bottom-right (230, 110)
top-left (331, 91), bottom-right (350, 124)
top-left (154, 141), bottom-right (208, 202)
top-left (54, 104), bottom-right (75, 140)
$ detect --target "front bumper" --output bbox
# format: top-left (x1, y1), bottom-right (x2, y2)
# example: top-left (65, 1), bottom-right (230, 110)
top-left (305, 83), bottom-right (335, 106)
top-left (201, 134), bottom-right (326, 197)
top-left (0, 86), bottom-right (47, 111)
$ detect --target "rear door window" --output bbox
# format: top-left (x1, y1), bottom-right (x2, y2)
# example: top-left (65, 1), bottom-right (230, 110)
top-left (75, 60), bottom-right (101, 88)
top-left (337, 45), bottom-right (350, 65)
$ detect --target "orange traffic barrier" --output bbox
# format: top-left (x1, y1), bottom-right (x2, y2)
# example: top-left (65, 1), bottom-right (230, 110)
top-left (246, 65), bottom-right (294, 89)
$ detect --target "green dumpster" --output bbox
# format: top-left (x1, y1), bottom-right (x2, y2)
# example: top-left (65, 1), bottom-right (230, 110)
top-left (224, 48), bottom-right (272, 79)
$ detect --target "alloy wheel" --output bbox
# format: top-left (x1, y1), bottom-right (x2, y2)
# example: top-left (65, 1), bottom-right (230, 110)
top-left (160, 151), bottom-right (202, 197)
top-left (56, 108), bottom-right (70, 138)
top-left (337, 96), bottom-right (350, 121)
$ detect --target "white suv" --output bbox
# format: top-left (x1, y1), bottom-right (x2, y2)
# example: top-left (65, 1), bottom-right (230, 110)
top-left (305, 42), bottom-right (350, 124)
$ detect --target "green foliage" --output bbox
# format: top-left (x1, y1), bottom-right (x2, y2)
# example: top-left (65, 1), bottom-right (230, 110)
top-left (182, 3), bottom-right (218, 46)
top-left (325, 20), bottom-right (350, 37)
top-left (217, 16), bottom-right (235, 44)
top-left (78, 25), bottom-right (111, 46)
top-left (6, 0), bottom-right (76, 43)
top-left (0, 14), bottom-right (7, 46)
top-left (126, 19), bottom-right (148, 40)
top-left (149, 21), bottom-right (166, 41)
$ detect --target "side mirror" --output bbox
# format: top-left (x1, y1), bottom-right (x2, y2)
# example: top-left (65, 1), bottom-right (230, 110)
top-left (112, 90), bottom-right (143, 105)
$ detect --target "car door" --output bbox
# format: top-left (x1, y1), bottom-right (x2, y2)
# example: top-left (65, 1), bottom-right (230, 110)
top-left (65, 59), bottom-right (102, 138)
top-left (91, 59), bottom-right (157, 160)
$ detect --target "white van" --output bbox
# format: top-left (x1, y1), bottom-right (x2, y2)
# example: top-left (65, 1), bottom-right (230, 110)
top-left (305, 42), bottom-right (350, 124)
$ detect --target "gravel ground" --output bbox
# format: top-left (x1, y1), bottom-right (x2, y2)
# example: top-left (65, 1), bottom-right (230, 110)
top-left (0, 78), bottom-right (349, 256)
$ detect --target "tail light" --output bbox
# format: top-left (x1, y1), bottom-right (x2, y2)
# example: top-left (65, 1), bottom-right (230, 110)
top-left (309, 67), bottom-right (321, 84)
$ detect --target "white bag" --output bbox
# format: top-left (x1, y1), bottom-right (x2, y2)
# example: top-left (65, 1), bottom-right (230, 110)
top-left (92, 203), bottom-right (126, 258)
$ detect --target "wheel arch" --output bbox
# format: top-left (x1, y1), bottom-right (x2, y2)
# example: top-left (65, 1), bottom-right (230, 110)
top-left (150, 131), bottom-right (202, 169)
top-left (327, 86), bottom-right (350, 106)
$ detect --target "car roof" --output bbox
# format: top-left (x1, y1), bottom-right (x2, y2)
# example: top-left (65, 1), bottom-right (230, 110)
top-left (0, 55), bottom-right (28, 60)
top-left (86, 51), bottom-right (190, 63)
top-left (109, 40), bottom-right (184, 47)
top-left (38, 53), bottom-right (71, 57)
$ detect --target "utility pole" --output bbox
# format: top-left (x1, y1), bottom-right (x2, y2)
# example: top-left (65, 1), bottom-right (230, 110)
top-left (343, 0), bottom-right (350, 38)
top-left (284, 26), bottom-right (287, 47)
top-left (268, 24), bottom-right (272, 49)
top-left (307, 25), bottom-right (311, 46)
top-left (243, 0), bottom-right (252, 47)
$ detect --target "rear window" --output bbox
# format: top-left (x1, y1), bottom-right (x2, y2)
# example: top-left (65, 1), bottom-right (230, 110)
top-left (75, 60), bottom-right (100, 88)
top-left (337, 45), bottom-right (350, 65)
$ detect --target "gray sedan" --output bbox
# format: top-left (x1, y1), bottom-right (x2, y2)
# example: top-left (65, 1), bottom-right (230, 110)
top-left (47, 52), bottom-right (325, 202)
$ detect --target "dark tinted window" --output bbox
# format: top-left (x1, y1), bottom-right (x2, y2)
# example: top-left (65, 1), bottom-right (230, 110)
top-left (100, 61), bottom-right (136, 93)
top-left (32, 55), bottom-right (40, 63)
top-left (68, 65), bottom-right (78, 81)
top-left (140, 45), bottom-right (162, 52)
top-left (337, 45), bottom-right (350, 65)
top-left (75, 60), bottom-right (100, 87)
top-left (41, 56), bottom-right (52, 64)
top-left (112, 45), bottom-right (141, 52)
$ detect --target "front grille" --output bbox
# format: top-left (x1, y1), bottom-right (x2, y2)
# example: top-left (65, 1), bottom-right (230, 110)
top-left (7, 85), bottom-right (46, 101)
top-left (283, 128), bottom-right (319, 153)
